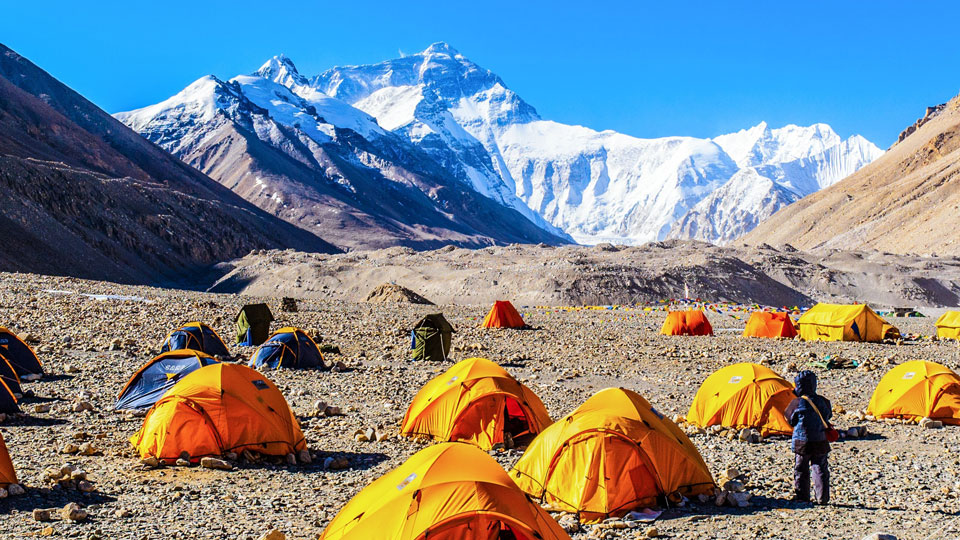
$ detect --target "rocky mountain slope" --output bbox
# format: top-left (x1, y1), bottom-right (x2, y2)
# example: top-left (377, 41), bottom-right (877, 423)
top-left (0, 43), bottom-right (336, 284)
top-left (208, 241), bottom-right (960, 308)
top-left (743, 92), bottom-right (960, 255)
top-left (120, 44), bottom-right (881, 249)
top-left (116, 57), bottom-right (569, 251)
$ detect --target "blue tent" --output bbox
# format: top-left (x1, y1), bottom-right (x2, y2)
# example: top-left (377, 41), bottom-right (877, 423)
top-left (249, 327), bottom-right (326, 370)
top-left (159, 322), bottom-right (230, 357)
top-left (116, 350), bottom-right (220, 410)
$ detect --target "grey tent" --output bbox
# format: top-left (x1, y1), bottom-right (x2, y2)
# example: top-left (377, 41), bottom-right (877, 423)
top-left (235, 304), bottom-right (275, 346)
top-left (411, 313), bottom-right (454, 362)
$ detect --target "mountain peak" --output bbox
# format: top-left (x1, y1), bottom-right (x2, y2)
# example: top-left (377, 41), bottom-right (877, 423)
top-left (421, 42), bottom-right (460, 56)
top-left (255, 54), bottom-right (303, 84)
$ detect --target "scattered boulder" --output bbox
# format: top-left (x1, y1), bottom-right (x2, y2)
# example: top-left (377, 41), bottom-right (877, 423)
top-left (920, 417), bottom-right (943, 429)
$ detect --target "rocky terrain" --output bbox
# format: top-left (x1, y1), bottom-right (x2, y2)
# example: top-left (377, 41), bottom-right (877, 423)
top-left (210, 241), bottom-right (960, 308)
top-left (0, 272), bottom-right (957, 539)
top-left (0, 44), bottom-right (336, 285)
top-left (744, 91), bottom-right (960, 256)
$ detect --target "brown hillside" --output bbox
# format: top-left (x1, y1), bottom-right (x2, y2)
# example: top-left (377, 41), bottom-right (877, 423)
top-left (743, 93), bottom-right (960, 255)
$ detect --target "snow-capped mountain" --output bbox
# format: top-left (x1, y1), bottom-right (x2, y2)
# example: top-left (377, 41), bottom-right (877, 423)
top-left (115, 55), bottom-right (569, 251)
top-left (118, 43), bottom-right (883, 248)
top-left (306, 43), bottom-right (883, 244)
top-left (671, 123), bottom-right (885, 243)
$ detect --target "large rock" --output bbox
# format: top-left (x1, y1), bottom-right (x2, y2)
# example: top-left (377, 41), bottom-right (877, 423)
top-left (364, 283), bottom-right (434, 305)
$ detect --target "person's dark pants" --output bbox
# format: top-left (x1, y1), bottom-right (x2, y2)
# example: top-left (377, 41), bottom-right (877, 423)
top-left (794, 441), bottom-right (830, 503)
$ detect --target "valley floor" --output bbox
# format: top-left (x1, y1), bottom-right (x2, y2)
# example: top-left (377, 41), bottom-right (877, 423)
top-left (0, 272), bottom-right (957, 539)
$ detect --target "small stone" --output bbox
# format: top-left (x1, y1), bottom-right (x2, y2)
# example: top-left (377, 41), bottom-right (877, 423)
top-left (920, 417), bottom-right (943, 429)
top-left (861, 534), bottom-right (897, 540)
top-left (200, 457), bottom-right (233, 471)
top-left (558, 514), bottom-right (579, 533)
top-left (140, 456), bottom-right (160, 468)
top-left (77, 480), bottom-right (95, 493)
top-left (7, 483), bottom-right (25, 496)
top-left (72, 400), bottom-right (94, 413)
top-left (645, 527), bottom-right (659, 538)
top-left (78, 442), bottom-right (98, 456)
top-left (65, 364), bottom-right (80, 373)
top-left (115, 508), bottom-right (132, 518)
top-left (32, 508), bottom-right (54, 522)
top-left (61, 502), bottom-right (88, 522)
top-left (285, 453), bottom-right (297, 466)
top-left (298, 449), bottom-right (312, 464)
top-left (259, 530), bottom-right (286, 540)
top-left (60, 443), bottom-right (79, 454)
top-left (34, 403), bottom-right (51, 413)
top-left (353, 429), bottom-right (370, 442)
top-left (723, 467), bottom-right (741, 479)
top-left (0, 488), bottom-right (6, 498)
top-left (175, 458), bottom-right (191, 467)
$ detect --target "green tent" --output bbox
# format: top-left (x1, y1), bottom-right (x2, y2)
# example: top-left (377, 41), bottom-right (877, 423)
top-left (411, 313), bottom-right (454, 362)
top-left (235, 303), bottom-right (275, 346)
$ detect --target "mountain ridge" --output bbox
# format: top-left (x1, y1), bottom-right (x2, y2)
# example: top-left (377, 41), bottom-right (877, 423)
top-left (118, 42), bottom-right (883, 248)
top-left (0, 42), bottom-right (337, 284)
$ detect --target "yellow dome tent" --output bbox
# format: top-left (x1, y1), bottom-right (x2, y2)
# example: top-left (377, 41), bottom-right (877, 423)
top-left (400, 357), bottom-right (551, 449)
top-left (796, 303), bottom-right (898, 342)
top-left (510, 388), bottom-right (715, 523)
top-left (867, 360), bottom-right (960, 424)
top-left (131, 363), bottom-right (305, 462)
top-left (935, 311), bottom-right (960, 339)
top-left (319, 442), bottom-right (571, 540)
top-left (687, 363), bottom-right (794, 435)
top-left (0, 431), bottom-right (17, 488)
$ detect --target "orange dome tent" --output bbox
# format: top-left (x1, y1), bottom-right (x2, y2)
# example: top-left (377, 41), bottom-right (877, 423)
top-left (482, 301), bottom-right (526, 328)
top-left (743, 312), bottom-right (797, 338)
top-left (131, 363), bottom-right (305, 462)
top-left (511, 388), bottom-right (714, 523)
top-left (687, 363), bottom-right (794, 435)
top-left (0, 431), bottom-right (17, 488)
top-left (796, 303), bottom-right (898, 342)
top-left (935, 311), bottom-right (960, 339)
top-left (320, 442), bottom-right (571, 540)
top-left (660, 310), bottom-right (713, 336)
top-left (400, 357), bottom-right (552, 449)
top-left (867, 360), bottom-right (960, 425)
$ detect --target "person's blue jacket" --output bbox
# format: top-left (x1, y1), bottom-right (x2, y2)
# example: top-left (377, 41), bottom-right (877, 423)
top-left (784, 370), bottom-right (832, 451)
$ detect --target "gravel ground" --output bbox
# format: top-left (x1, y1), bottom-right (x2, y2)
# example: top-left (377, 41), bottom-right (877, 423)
top-left (0, 271), bottom-right (958, 539)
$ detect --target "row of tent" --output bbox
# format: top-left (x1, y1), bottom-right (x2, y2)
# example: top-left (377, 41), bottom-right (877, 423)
top-left (661, 303), bottom-right (902, 341)
top-left (119, 326), bottom-right (328, 411)
top-left (319, 355), bottom-right (960, 538)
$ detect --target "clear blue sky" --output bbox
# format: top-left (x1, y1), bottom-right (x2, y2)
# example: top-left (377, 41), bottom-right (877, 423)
top-left (4, 1), bottom-right (958, 147)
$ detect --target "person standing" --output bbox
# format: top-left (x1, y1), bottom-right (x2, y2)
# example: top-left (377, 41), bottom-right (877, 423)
top-left (784, 370), bottom-right (832, 504)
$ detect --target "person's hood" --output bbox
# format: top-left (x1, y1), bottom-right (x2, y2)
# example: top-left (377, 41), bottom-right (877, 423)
top-left (794, 370), bottom-right (818, 396)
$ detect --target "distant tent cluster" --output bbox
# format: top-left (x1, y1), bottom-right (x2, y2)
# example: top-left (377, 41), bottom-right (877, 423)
top-left (659, 303), bottom-right (900, 343)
